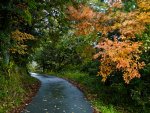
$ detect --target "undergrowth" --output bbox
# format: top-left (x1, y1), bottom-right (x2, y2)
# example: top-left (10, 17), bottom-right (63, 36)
top-left (0, 64), bottom-right (38, 113)
top-left (51, 70), bottom-right (149, 113)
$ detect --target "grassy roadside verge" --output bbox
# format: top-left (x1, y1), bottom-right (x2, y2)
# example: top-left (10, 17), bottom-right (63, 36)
top-left (0, 68), bottom-right (40, 113)
top-left (46, 70), bottom-right (127, 113)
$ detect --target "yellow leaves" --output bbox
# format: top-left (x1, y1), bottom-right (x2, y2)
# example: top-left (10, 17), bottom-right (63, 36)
top-left (10, 30), bottom-right (35, 55)
top-left (94, 39), bottom-right (145, 83)
top-left (98, 59), bottom-right (115, 82)
top-left (123, 65), bottom-right (141, 84)
top-left (112, 11), bottom-right (146, 38)
top-left (67, 1), bottom-right (149, 84)
top-left (111, 23), bottom-right (122, 30)
top-left (12, 29), bottom-right (35, 41)
top-left (137, 0), bottom-right (150, 11)
top-left (137, 12), bottom-right (150, 24)
top-left (68, 1), bottom-right (150, 38)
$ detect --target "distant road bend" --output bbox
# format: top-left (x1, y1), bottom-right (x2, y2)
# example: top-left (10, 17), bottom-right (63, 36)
top-left (21, 73), bottom-right (93, 113)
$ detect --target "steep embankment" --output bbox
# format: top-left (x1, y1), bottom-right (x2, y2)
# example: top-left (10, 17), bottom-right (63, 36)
top-left (0, 66), bottom-right (40, 113)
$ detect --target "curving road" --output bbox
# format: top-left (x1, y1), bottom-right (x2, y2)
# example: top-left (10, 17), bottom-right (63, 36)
top-left (21, 73), bottom-right (93, 113)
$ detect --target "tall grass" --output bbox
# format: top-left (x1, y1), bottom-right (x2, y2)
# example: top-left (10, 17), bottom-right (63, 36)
top-left (0, 65), bottom-right (38, 113)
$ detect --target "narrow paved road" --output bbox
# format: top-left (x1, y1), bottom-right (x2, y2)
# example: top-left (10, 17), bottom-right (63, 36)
top-left (21, 73), bottom-right (93, 113)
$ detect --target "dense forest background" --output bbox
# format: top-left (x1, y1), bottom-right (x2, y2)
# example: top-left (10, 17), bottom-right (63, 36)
top-left (0, 0), bottom-right (150, 113)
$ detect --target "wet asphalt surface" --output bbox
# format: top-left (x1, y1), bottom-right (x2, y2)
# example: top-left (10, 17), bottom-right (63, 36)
top-left (21, 73), bottom-right (93, 113)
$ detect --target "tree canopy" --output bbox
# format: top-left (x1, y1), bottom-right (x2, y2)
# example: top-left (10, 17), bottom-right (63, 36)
top-left (0, 0), bottom-right (150, 112)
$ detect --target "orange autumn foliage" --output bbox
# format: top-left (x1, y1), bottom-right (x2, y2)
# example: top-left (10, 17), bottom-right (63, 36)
top-left (93, 39), bottom-right (145, 83)
top-left (67, 0), bottom-right (150, 83)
